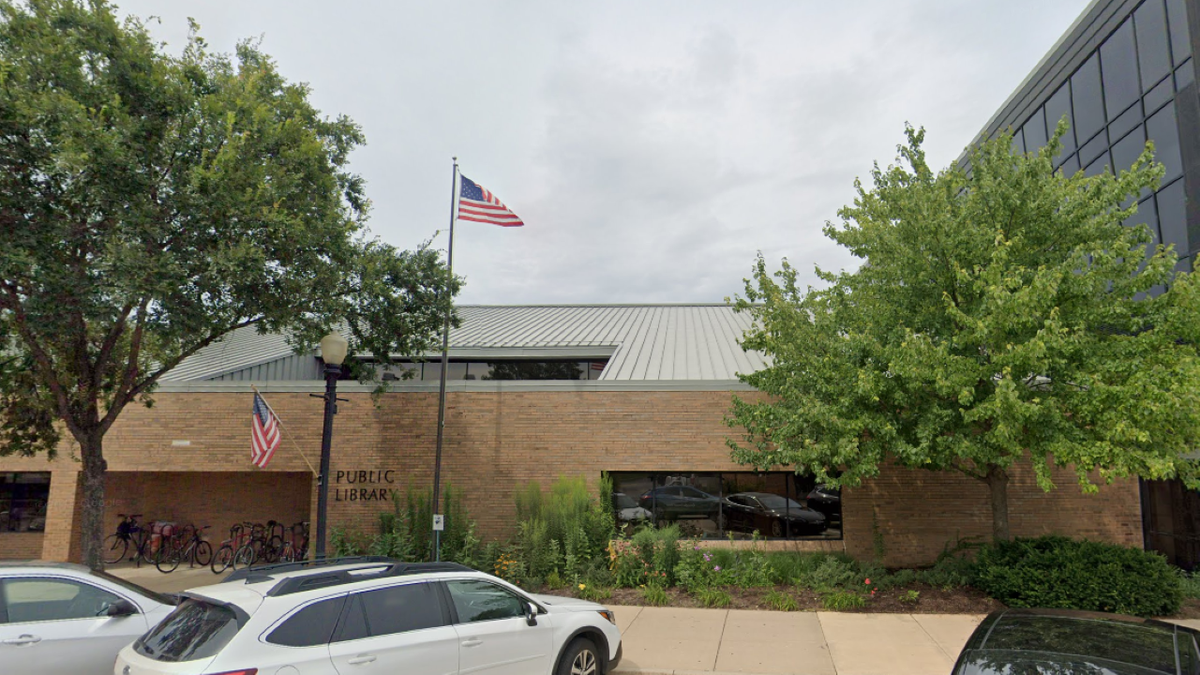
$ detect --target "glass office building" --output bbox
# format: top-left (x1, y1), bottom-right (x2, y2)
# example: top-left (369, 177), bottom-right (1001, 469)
top-left (977, 0), bottom-right (1199, 567)
top-left (974, 0), bottom-right (1197, 275)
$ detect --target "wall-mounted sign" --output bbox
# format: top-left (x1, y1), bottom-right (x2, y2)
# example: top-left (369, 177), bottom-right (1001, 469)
top-left (333, 469), bottom-right (397, 502)
top-left (433, 514), bottom-right (445, 531)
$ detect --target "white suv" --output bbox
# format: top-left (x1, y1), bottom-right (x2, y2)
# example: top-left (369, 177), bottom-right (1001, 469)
top-left (114, 558), bottom-right (622, 675)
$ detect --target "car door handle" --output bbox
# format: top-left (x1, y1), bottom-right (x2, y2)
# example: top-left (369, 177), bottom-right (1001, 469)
top-left (2, 634), bottom-right (41, 646)
top-left (347, 654), bottom-right (377, 665)
top-left (461, 638), bottom-right (483, 647)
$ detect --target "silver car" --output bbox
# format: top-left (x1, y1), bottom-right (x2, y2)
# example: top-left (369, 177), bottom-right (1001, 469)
top-left (0, 562), bottom-right (176, 675)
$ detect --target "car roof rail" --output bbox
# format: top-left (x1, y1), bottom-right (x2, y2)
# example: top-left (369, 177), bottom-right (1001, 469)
top-left (223, 555), bottom-right (398, 584)
top-left (224, 557), bottom-right (478, 596)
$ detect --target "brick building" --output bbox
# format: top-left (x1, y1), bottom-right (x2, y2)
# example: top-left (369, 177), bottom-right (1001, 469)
top-left (0, 306), bottom-right (1146, 567)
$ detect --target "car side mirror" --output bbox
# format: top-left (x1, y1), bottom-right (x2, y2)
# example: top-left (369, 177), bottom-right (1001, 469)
top-left (105, 599), bottom-right (139, 617)
top-left (525, 602), bottom-right (538, 626)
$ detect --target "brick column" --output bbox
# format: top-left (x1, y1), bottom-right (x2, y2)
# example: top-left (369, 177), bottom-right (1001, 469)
top-left (41, 470), bottom-right (81, 562)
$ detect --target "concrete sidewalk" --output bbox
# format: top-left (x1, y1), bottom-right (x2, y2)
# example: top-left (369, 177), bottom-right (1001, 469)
top-left (109, 568), bottom-right (1200, 675)
top-left (610, 606), bottom-right (984, 675)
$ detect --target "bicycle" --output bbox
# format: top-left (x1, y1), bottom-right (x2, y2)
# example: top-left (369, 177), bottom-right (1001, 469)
top-left (211, 523), bottom-right (254, 574)
top-left (277, 521), bottom-right (310, 563)
top-left (156, 525), bottom-right (213, 573)
top-left (102, 514), bottom-right (148, 566)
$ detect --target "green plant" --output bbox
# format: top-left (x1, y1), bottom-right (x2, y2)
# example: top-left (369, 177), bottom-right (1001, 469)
top-left (1179, 570), bottom-right (1200, 600)
top-left (675, 540), bottom-right (732, 591)
top-left (900, 589), bottom-right (921, 604)
top-left (821, 589), bottom-right (866, 611)
top-left (640, 584), bottom-right (670, 606)
top-left (915, 552), bottom-right (975, 590)
top-left (729, 537), bottom-right (773, 589)
top-left (330, 527), bottom-right (367, 556)
top-left (545, 570), bottom-right (566, 590)
top-left (974, 536), bottom-right (1183, 617)
top-left (764, 589), bottom-right (799, 611)
top-left (578, 583), bottom-right (612, 602)
top-left (512, 476), bottom-right (617, 584)
top-left (795, 554), bottom-right (859, 592)
top-left (696, 586), bottom-right (732, 608)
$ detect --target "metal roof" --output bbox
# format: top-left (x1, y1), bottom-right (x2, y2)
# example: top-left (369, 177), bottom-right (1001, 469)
top-left (162, 304), bottom-right (768, 382)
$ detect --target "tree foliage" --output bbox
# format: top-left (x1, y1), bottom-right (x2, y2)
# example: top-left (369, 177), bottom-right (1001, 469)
top-left (0, 0), bottom-right (458, 567)
top-left (728, 122), bottom-right (1200, 540)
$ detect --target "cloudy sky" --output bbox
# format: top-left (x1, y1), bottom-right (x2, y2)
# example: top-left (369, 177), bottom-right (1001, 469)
top-left (115, 1), bottom-right (1090, 305)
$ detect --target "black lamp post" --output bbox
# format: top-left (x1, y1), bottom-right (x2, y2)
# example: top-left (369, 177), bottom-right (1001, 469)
top-left (315, 331), bottom-right (348, 559)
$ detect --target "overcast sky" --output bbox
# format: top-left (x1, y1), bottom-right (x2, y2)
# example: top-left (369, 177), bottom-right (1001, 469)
top-left (115, 1), bottom-right (1091, 305)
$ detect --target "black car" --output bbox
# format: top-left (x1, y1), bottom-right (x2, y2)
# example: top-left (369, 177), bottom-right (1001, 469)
top-left (723, 492), bottom-right (826, 537)
top-left (638, 485), bottom-right (721, 522)
top-left (805, 484), bottom-right (841, 525)
top-left (953, 608), bottom-right (1200, 675)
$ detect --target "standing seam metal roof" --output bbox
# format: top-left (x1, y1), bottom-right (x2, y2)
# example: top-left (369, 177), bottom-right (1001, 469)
top-left (162, 304), bottom-right (768, 382)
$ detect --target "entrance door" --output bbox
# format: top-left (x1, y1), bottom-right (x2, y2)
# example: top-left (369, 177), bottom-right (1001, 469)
top-left (1142, 479), bottom-right (1200, 571)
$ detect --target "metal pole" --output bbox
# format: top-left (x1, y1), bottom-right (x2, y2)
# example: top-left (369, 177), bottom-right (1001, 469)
top-left (315, 362), bottom-right (340, 559)
top-left (432, 157), bottom-right (458, 562)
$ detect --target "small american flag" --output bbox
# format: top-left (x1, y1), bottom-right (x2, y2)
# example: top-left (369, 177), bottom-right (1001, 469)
top-left (251, 392), bottom-right (281, 468)
top-left (458, 175), bottom-right (524, 227)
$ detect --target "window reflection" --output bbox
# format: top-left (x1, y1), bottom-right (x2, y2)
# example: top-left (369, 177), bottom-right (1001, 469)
top-left (1101, 19), bottom-right (1140, 119)
top-left (607, 471), bottom-right (842, 541)
top-left (1145, 102), bottom-right (1182, 182)
top-left (1136, 0), bottom-right (1172, 90)
top-left (1071, 53), bottom-right (1106, 142)
top-left (0, 473), bottom-right (50, 532)
top-left (1166, 0), bottom-right (1190, 64)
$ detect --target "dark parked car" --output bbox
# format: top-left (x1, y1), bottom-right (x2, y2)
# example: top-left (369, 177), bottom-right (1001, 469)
top-left (805, 484), bottom-right (841, 525)
top-left (723, 492), bottom-right (826, 537)
top-left (638, 485), bottom-right (721, 522)
top-left (953, 608), bottom-right (1200, 675)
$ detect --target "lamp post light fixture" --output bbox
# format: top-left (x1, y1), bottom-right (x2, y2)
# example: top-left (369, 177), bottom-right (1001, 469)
top-left (314, 330), bottom-right (348, 559)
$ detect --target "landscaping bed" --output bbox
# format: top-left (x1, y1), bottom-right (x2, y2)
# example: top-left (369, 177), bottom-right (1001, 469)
top-left (541, 582), bottom-right (1006, 614)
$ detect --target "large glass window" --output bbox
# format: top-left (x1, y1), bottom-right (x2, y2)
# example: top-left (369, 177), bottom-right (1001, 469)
top-left (1144, 76), bottom-right (1174, 114)
top-left (1102, 19), bottom-right (1141, 118)
top-left (1156, 179), bottom-right (1187, 255)
top-left (1111, 126), bottom-right (1146, 176)
top-left (1108, 101), bottom-right (1142, 139)
top-left (1166, 0), bottom-right (1191, 63)
top-left (607, 471), bottom-right (841, 541)
top-left (1045, 83), bottom-right (1075, 155)
top-left (0, 473), bottom-right (49, 533)
top-left (1072, 53), bottom-right (1106, 143)
top-left (1145, 102), bottom-right (1182, 182)
top-left (1137, 0), bottom-right (1173, 89)
top-left (1021, 107), bottom-right (1048, 153)
top-left (1079, 130), bottom-right (1110, 166)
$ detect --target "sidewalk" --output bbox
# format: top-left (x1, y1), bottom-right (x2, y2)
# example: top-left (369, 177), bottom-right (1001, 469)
top-left (109, 568), bottom-right (1200, 675)
top-left (609, 605), bottom-right (983, 675)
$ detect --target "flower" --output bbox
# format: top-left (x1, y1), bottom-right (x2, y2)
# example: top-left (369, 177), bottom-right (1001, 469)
top-left (864, 578), bottom-right (871, 585)
top-left (579, 584), bottom-right (586, 590)
top-left (694, 545), bottom-right (700, 550)
top-left (714, 565), bottom-right (721, 571)
top-left (870, 589), bottom-right (876, 596)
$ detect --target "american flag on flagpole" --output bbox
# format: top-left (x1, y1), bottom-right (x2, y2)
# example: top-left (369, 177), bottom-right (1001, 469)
top-left (251, 392), bottom-right (282, 468)
top-left (458, 175), bottom-right (524, 227)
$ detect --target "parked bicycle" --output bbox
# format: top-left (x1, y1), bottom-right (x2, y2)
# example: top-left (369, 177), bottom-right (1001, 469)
top-left (211, 522), bottom-right (255, 574)
top-left (102, 514), bottom-right (148, 565)
top-left (156, 525), bottom-right (213, 573)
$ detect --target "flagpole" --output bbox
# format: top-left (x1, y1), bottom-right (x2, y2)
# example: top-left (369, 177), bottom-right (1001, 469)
top-left (432, 157), bottom-right (458, 562)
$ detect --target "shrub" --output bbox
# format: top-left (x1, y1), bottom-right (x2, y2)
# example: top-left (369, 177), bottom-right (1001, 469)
top-left (821, 589), bottom-right (866, 611)
top-left (900, 589), bottom-right (921, 604)
top-left (1180, 570), bottom-right (1200, 600)
top-left (764, 589), bottom-right (799, 611)
top-left (795, 554), bottom-right (860, 592)
top-left (915, 552), bottom-right (975, 590)
top-left (974, 536), bottom-right (1182, 617)
top-left (675, 540), bottom-right (733, 591)
top-left (696, 586), bottom-right (732, 608)
top-left (640, 584), bottom-right (670, 606)
top-left (513, 476), bottom-right (616, 585)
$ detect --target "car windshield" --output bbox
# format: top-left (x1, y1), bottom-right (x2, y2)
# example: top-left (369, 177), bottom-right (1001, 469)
top-left (984, 616), bottom-right (1178, 674)
top-left (134, 598), bottom-right (241, 662)
top-left (757, 495), bottom-right (805, 510)
top-left (89, 569), bottom-right (173, 606)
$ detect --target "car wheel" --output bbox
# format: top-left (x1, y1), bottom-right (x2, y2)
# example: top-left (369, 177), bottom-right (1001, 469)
top-left (557, 637), bottom-right (601, 675)
top-left (770, 520), bottom-right (783, 538)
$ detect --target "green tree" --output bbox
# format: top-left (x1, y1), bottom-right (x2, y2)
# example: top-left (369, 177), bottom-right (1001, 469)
top-left (0, 0), bottom-right (459, 568)
top-left (728, 123), bottom-right (1200, 542)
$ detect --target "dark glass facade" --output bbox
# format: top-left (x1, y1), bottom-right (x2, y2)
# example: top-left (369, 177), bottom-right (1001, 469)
top-left (992, 0), bottom-right (1198, 272)
top-left (0, 472), bottom-right (49, 532)
top-left (380, 359), bottom-right (610, 381)
top-left (608, 471), bottom-right (842, 541)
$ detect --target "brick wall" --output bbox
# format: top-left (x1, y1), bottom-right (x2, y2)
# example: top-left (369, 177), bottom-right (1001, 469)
top-left (0, 533), bottom-right (45, 560)
top-left (0, 388), bottom-right (1145, 566)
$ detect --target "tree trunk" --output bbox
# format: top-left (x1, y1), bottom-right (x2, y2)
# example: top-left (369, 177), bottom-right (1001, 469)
top-left (79, 432), bottom-right (108, 570)
top-left (984, 466), bottom-right (1011, 542)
